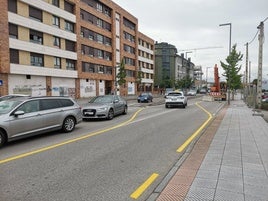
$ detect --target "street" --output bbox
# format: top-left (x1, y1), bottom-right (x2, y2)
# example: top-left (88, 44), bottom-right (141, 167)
top-left (0, 97), bottom-right (225, 201)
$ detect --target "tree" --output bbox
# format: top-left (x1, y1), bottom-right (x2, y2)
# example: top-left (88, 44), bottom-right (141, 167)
top-left (176, 75), bottom-right (193, 89)
top-left (116, 58), bottom-right (126, 86)
top-left (220, 44), bottom-right (243, 99)
top-left (136, 70), bottom-right (143, 91)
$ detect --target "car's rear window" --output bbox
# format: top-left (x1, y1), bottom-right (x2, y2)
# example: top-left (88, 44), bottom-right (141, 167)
top-left (168, 93), bottom-right (182, 96)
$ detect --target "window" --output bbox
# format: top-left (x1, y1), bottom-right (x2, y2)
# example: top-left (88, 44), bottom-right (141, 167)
top-left (124, 57), bottom-right (135, 66)
top-left (97, 50), bottom-right (103, 58)
top-left (54, 57), bottom-right (61, 68)
top-left (64, 1), bottom-right (74, 13)
top-left (123, 17), bottom-right (135, 30)
top-left (10, 49), bottom-right (19, 64)
top-left (53, 36), bottom-right (60, 47)
top-left (29, 6), bottom-right (42, 22)
top-left (30, 53), bottom-right (44, 66)
top-left (98, 65), bottom-right (104, 73)
top-left (66, 59), bottom-right (75, 70)
top-left (104, 8), bottom-right (111, 17)
top-left (9, 23), bottom-right (18, 39)
top-left (124, 44), bottom-right (135, 54)
top-left (8, 0), bottom-right (17, 13)
top-left (96, 3), bottom-right (103, 12)
top-left (40, 99), bottom-right (61, 110)
top-left (53, 16), bottom-right (60, 27)
top-left (30, 30), bottom-right (43, 44)
top-left (52, 0), bottom-right (59, 7)
top-left (97, 34), bottom-right (104, 44)
top-left (18, 100), bottom-right (39, 113)
top-left (65, 20), bottom-right (74, 32)
top-left (97, 18), bottom-right (103, 28)
top-left (65, 40), bottom-right (75, 52)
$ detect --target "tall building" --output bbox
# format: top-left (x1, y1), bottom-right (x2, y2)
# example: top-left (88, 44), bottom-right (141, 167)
top-left (154, 42), bottom-right (177, 88)
top-left (0, 0), bottom-right (154, 98)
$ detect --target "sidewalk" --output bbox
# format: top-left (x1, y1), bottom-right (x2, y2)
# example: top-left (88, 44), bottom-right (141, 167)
top-left (148, 95), bottom-right (268, 201)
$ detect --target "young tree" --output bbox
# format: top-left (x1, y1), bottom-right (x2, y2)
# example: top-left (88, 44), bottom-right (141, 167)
top-left (116, 58), bottom-right (127, 86)
top-left (220, 44), bottom-right (243, 99)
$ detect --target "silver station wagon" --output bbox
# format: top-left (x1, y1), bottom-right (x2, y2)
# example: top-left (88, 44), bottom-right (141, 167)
top-left (0, 96), bottom-right (82, 147)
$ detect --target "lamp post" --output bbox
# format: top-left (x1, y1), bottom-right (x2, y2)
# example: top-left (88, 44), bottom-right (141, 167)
top-left (219, 22), bottom-right (232, 105)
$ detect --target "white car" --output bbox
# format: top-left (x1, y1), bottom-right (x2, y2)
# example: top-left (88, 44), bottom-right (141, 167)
top-left (165, 91), bottom-right (187, 108)
top-left (187, 89), bottom-right (197, 96)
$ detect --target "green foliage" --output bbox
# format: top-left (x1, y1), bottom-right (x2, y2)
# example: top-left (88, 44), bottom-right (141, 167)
top-left (116, 58), bottom-right (126, 86)
top-left (136, 71), bottom-right (142, 84)
top-left (176, 75), bottom-right (193, 89)
top-left (220, 44), bottom-right (243, 90)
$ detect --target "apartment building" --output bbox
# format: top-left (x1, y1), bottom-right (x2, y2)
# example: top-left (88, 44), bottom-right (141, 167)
top-left (0, 0), bottom-right (154, 98)
top-left (137, 32), bottom-right (154, 92)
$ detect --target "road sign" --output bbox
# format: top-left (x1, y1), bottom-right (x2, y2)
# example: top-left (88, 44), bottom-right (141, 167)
top-left (0, 80), bottom-right (3, 86)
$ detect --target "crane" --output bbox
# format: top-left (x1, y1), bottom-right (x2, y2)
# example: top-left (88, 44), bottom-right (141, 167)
top-left (178, 46), bottom-right (223, 52)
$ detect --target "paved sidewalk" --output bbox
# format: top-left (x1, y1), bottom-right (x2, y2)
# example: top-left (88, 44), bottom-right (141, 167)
top-left (150, 96), bottom-right (268, 201)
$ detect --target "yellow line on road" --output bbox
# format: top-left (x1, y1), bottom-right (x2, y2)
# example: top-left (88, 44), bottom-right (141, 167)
top-left (177, 102), bottom-right (212, 152)
top-left (0, 108), bottom-right (144, 165)
top-left (130, 173), bottom-right (159, 199)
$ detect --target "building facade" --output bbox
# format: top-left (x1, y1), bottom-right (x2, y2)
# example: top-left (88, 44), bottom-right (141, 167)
top-left (137, 32), bottom-right (154, 92)
top-left (155, 42), bottom-right (196, 89)
top-left (154, 42), bottom-right (177, 88)
top-left (0, 0), bottom-right (154, 98)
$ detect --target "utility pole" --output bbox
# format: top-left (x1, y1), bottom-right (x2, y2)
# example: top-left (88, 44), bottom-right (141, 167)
top-left (257, 21), bottom-right (264, 108)
top-left (245, 42), bottom-right (248, 85)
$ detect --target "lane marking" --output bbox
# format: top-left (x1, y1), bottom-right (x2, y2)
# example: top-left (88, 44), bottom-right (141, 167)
top-left (0, 108), bottom-right (144, 165)
top-left (177, 102), bottom-right (213, 152)
top-left (130, 173), bottom-right (159, 199)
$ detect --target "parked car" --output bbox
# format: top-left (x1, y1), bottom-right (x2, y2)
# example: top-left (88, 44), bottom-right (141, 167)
top-left (199, 88), bottom-right (207, 94)
top-left (0, 96), bottom-right (82, 147)
top-left (165, 91), bottom-right (187, 108)
top-left (0, 94), bottom-right (29, 102)
top-left (187, 89), bottom-right (197, 96)
top-left (82, 95), bottom-right (127, 120)
top-left (137, 92), bottom-right (153, 103)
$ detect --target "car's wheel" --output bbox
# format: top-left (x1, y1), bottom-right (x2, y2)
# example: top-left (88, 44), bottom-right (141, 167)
top-left (0, 130), bottom-right (7, 148)
top-left (123, 105), bottom-right (127, 115)
top-left (62, 116), bottom-right (76, 133)
top-left (107, 109), bottom-right (114, 120)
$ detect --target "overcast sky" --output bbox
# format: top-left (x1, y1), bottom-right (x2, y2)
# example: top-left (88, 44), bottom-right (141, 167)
top-left (112, 0), bottom-right (268, 82)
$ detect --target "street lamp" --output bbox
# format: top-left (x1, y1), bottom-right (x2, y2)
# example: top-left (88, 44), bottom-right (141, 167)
top-left (219, 22), bottom-right (232, 105)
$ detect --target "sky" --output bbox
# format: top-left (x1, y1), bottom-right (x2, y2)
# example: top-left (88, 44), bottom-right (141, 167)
top-left (112, 0), bottom-right (268, 84)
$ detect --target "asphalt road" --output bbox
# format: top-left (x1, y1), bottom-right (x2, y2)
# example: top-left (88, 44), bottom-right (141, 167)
top-left (0, 97), bottom-right (225, 201)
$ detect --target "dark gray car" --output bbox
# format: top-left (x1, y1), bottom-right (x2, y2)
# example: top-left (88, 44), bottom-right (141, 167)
top-left (82, 95), bottom-right (127, 120)
top-left (0, 96), bottom-right (82, 147)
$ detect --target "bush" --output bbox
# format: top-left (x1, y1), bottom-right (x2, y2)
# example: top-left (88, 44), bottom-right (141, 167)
top-left (261, 102), bottom-right (268, 110)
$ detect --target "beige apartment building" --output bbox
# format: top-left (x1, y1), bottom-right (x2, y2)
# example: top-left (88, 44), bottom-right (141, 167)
top-left (0, 0), bottom-right (154, 98)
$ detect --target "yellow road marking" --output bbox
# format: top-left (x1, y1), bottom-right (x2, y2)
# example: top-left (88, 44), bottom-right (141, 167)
top-left (177, 102), bottom-right (213, 152)
top-left (0, 108), bottom-right (144, 165)
top-left (130, 173), bottom-right (159, 199)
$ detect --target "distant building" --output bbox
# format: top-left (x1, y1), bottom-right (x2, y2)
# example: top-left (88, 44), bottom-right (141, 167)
top-left (154, 42), bottom-right (195, 89)
top-left (154, 42), bottom-right (177, 88)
